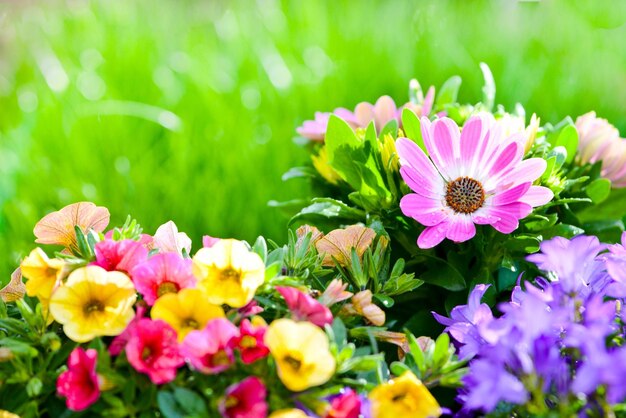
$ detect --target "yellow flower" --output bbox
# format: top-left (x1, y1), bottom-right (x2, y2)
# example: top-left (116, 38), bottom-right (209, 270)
top-left (20, 248), bottom-right (65, 303)
top-left (369, 371), bottom-right (441, 418)
top-left (268, 409), bottom-right (309, 418)
top-left (312, 146), bottom-right (342, 185)
top-left (265, 318), bottom-right (335, 392)
top-left (192, 239), bottom-right (265, 308)
top-left (151, 288), bottom-right (225, 341)
top-left (380, 133), bottom-right (399, 172)
top-left (49, 266), bottom-right (136, 343)
top-left (0, 410), bottom-right (20, 418)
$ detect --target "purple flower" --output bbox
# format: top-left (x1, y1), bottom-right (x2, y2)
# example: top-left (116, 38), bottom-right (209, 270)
top-left (432, 284), bottom-right (493, 359)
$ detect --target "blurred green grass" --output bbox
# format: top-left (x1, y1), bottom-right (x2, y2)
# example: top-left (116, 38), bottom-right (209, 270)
top-left (0, 0), bottom-right (624, 282)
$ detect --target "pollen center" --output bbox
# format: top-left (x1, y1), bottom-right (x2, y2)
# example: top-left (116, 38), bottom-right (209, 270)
top-left (83, 300), bottom-right (104, 315)
top-left (156, 281), bottom-right (179, 297)
top-left (283, 354), bottom-right (302, 371)
top-left (219, 267), bottom-right (241, 283)
top-left (445, 176), bottom-right (485, 214)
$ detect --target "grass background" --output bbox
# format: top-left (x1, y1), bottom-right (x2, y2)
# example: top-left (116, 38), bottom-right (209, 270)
top-left (0, 0), bottom-right (624, 282)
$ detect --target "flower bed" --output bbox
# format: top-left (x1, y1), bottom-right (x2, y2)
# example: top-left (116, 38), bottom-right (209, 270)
top-left (1, 65), bottom-right (626, 417)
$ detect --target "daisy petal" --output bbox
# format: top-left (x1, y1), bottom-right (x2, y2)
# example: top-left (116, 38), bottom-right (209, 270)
top-left (519, 186), bottom-right (554, 207)
top-left (418, 222), bottom-right (449, 249)
top-left (396, 138), bottom-right (440, 180)
top-left (400, 194), bottom-right (448, 226)
top-left (399, 166), bottom-right (444, 199)
top-left (445, 215), bottom-right (476, 243)
top-left (491, 183), bottom-right (531, 206)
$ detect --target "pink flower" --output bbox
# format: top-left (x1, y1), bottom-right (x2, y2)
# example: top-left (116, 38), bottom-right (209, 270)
top-left (276, 286), bottom-right (333, 327)
top-left (125, 319), bottom-right (184, 384)
top-left (153, 221), bottom-right (192, 255)
top-left (324, 388), bottom-right (362, 418)
top-left (234, 319), bottom-right (269, 364)
top-left (181, 318), bottom-right (239, 374)
top-left (296, 108), bottom-right (359, 141)
top-left (132, 253), bottom-right (196, 305)
top-left (57, 348), bottom-right (100, 411)
top-left (202, 235), bottom-right (222, 248)
top-left (91, 239), bottom-right (148, 277)
top-left (238, 300), bottom-right (264, 317)
top-left (318, 279), bottom-right (353, 307)
top-left (397, 115), bottom-right (554, 249)
top-left (218, 376), bottom-right (268, 418)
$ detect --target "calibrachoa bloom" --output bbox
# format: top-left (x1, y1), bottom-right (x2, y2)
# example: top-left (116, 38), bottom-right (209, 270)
top-left (268, 410), bottom-right (309, 418)
top-left (368, 371), bottom-right (441, 418)
top-left (192, 239), bottom-right (265, 308)
top-left (277, 286), bottom-right (333, 327)
top-left (323, 388), bottom-right (363, 418)
top-left (20, 248), bottom-right (65, 304)
top-left (181, 318), bottom-right (239, 374)
top-left (49, 266), bottom-right (136, 342)
top-left (56, 348), bottom-right (100, 411)
top-left (315, 225), bottom-right (376, 267)
top-left (218, 376), bottom-right (268, 418)
top-left (132, 252), bottom-right (196, 305)
top-left (397, 115), bottom-right (553, 248)
top-left (151, 288), bottom-right (225, 341)
top-left (265, 318), bottom-right (336, 392)
top-left (153, 220), bottom-right (192, 255)
top-left (124, 318), bottom-right (184, 384)
top-left (234, 318), bottom-right (270, 364)
top-left (91, 238), bottom-right (149, 277)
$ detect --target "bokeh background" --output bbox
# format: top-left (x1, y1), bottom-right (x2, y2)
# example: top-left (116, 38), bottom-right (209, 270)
top-left (0, 0), bottom-right (625, 282)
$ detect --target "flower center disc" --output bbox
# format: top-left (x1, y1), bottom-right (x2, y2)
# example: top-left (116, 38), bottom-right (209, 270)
top-left (83, 300), bottom-right (104, 315)
top-left (445, 176), bottom-right (485, 214)
top-left (156, 281), bottom-right (179, 297)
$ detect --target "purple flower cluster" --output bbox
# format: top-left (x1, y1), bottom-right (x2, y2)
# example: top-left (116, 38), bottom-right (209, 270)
top-left (434, 233), bottom-right (626, 415)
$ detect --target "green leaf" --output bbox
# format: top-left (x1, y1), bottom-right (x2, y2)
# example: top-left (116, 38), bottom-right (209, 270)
top-left (373, 293), bottom-right (395, 308)
top-left (173, 387), bottom-right (208, 416)
top-left (479, 62), bottom-right (495, 111)
top-left (281, 166), bottom-right (316, 181)
top-left (554, 124), bottom-right (579, 164)
top-left (325, 115), bottom-right (363, 189)
top-left (252, 236), bottom-right (268, 262)
top-left (157, 391), bottom-right (186, 418)
top-left (419, 256), bottom-right (466, 291)
top-left (338, 353), bottom-right (385, 373)
top-left (542, 223), bottom-right (585, 239)
top-left (330, 318), bottom-right (348, 349)
top-left (401, 108), bottom-right (425, 151)
top-left (390, 361), bottom-right (412, 377)
top-left (407, 333), bottom-right (427, 375)
top-left (288, 198), bottom-right (365, 227)
top-left (380, 118), bottom-right (398, 138)
top-left (264, 261), bottom-right (281, 281)
top-left (435, 75), bottom-right (462, 110)
top-left (586, 178), bottom-right (611, 204)
top-left (433, 333), bottom-right (451, 368)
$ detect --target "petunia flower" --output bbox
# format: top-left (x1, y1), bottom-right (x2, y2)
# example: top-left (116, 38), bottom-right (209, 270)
top-left (124, 318), bottom-right (184, 384)
top-left (0, 268), bottom-right (25, 303)
top-left (268, 410), bottom-right (310, 418)
top-left (276, 286), bottom-right (333, 327)
top-left (109, 304), bottom-right (147, 356)
top-left (368, 371), bottom-right (441, 418)
top-left (218, 376), bottom-right (268, 418)
top-left (315, 225), bottom-right (376, 267)
top-left (202, 235), bottom-right (221, 248)
top-left (153, 221), bottom-right (192, 255)
top-left (56, 348), bottom-right (101, 411)
top-left (49, 266), bottom-right (136, 342)
top-left (132, 252), bottom-right (196, 305)
top-left (265, 318), bottom-right (336, 392)
top-left (91, 239), bottom-right (149, 278)
top-left (151, 288), bottom-right (224, 341)
top-left (20, 248), bottom-right (65, 304)
top-left (318, 279), bottom-right (353, 307)
top-left (342, 290), bottom-right (385, 326)
top-left (192, 239), bottom-right (265, 308)
top-left (181, 318), bottom-right (239, 374)
top-left (233, 318), bottom-right (270, 364)
top-left (397, 115), bottom-right (554, 248)
top-left (323, 388), bottom-right (363, 418)
top-left (34, 202), bottom-right (110, 252)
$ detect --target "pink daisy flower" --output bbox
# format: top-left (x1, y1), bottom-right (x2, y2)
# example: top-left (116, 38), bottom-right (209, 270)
top-left (218, 376), bottom-right (268, 418)
top-left (131, 253), bottom-right (196, 305)
top-left (56, 348), bottom-right (100, 411)
top-left (181, 318), bottom-right (239, 374)
top-left (397, 115), bottom-right (553, 249)
top-left (125, 318), bottom-right (184, 384)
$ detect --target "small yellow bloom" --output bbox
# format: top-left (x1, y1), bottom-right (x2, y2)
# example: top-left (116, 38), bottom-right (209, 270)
top-left (380, 133), bottom-right (399, 172)
top-left (151, 288), bottom-right (225, 341)
top-left (20, 248), bottom-right (65, 303)
top-left (49, 266), bottom-right (136, 343)
top-left (268, 409), bottom-right (309, 418)
top-left (312, 146), bottom-right (342, 185)
top-left (369, 371), bottom-right (441, 418)
top-left (192, 239), bottom-right (265, 308)
top-left (265, 318), bottom-right (336, 392)
top-left (0, 410), bottom-right (20, 418)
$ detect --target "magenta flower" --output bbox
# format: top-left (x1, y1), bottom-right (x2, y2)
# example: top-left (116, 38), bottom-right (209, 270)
top-left (276, 286), bottom-right (333, 327)
top-left (218, 376), bottom-right (268, 418)
top-left (131, 253), bottom-right (196, 305)
top-left (56, 348), bottom-right (100, 411)
top-left (181, 318), bottom-right (239, 374)
top-left (324, 388), bottom-right (363, 418)
top-left (234, 319), bottom-right (270, 364)
top-left (125, 318), bottom-right (184, 384)
top-left (397, 115), bottom-right (554, 248)
top-left (91, 238), bottom-right (148, 278)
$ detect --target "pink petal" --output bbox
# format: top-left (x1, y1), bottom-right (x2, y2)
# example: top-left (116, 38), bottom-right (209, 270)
top-left (491, 183), bottom-right (531, 206)
top-left (499, 158), bottom-right (548, 186)
top-left (422, 86), bottom-right (435, 116)
top-left (373, 95), bottom-right (398, 132)
top-left (445, 215), bottom-right (476, 243)
top-left (396, 138), bottom-right (441, 182)
top-left (354, 102), bottom-right (374, 127)
top-left (399, 166), bottom-right (445, 199)
top-left (460, 116), bottom-right (488, 173)
top-left (488, 141), bottom-right (522, 178)
top-left (400, 194), bottom-right (448, 226)
top-left (471, 208), bottom-right (501, 225)
top-left (519, 186), bottom-right (554, 207)
top-left (428, 118), bottom-right (460, 180)
top-left (417, 221), bottom-right (449, 249)
top-left (482, 203), bottom-right (532, 234)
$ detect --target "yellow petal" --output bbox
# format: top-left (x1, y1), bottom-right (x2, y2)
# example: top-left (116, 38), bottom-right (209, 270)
top-left (369, 372), bottom-right (441, 418)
